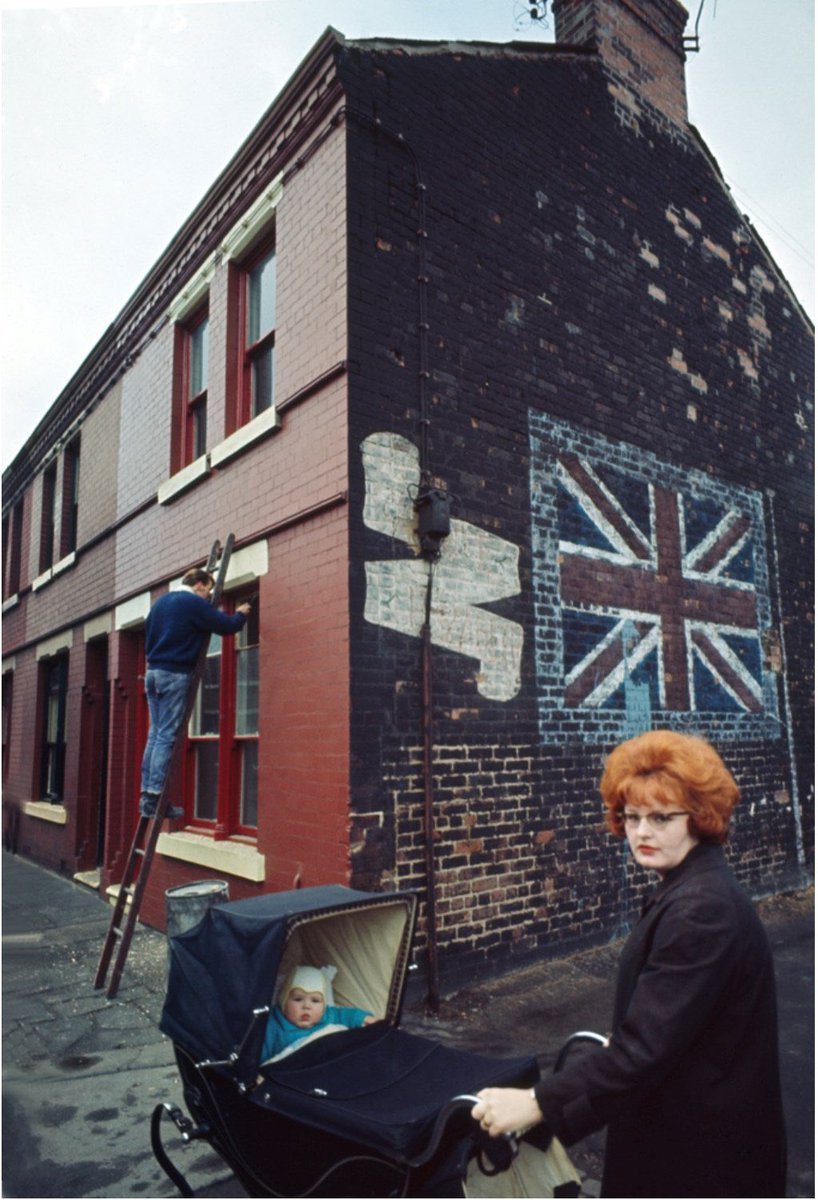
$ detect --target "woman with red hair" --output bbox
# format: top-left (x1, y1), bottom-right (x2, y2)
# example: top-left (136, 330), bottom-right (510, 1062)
top-left (472, 730), bottom-right (786, 1198)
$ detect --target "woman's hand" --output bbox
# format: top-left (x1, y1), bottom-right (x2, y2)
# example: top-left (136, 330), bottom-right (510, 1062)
top-left (470, 1087), bottom-right (543, 1137)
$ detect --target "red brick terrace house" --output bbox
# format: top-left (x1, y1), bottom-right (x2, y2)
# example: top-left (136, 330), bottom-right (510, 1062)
top-left (2, 0), bottom-right (813, 991)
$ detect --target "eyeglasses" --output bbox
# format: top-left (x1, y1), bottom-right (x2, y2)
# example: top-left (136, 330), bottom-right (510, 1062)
top-left (618, 810), bottom-right (689, 829)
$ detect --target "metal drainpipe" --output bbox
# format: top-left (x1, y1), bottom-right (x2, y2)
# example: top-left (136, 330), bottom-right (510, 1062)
top-left (344, 107), bottom-right (442, 1013)
top-left (421, 561), bottom-right (440, 1014)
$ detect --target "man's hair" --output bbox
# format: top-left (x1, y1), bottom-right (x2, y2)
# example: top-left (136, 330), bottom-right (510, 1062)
top-left (181, 568), bottom-right (215, 589)
top-left (600, 730), bottom-right (739, 845)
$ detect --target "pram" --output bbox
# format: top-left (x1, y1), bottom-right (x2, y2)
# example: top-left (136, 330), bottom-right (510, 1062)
top-left (152, 884), bottom-right (582, 1197)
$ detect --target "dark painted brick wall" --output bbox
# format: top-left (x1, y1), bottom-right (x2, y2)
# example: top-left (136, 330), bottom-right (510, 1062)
top-left (340, 44), bottom-right (813, 985)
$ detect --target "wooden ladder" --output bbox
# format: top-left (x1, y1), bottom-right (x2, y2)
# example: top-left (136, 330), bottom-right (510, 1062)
top-left (94, 535), bottom-right (234, 999)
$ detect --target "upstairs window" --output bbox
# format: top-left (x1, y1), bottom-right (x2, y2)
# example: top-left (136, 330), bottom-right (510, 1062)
top-left (186, 594), bottom-right (259, 835)
top-left (184, 309), bottom-right (209, 463)
top-left (39, 464), bottom-right (57, 575)
top-left (60, 436), bottom-right (81, 558)
top-left (171, 305), bottom-right (209, 472)
top-left (236, 240), bottom-right (276, 427)
top-left (2, 500), bottom-right (23, 599)
top-left (39, 653), bottom-right (68, 802)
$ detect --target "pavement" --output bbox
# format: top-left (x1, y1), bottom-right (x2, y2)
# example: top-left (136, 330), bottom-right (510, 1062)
top-left (2, 850), bottom-right (813, 1199)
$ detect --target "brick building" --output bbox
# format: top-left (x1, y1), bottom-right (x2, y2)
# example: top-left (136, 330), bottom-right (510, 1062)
top-left (2, 0), bottom-right (813, 992)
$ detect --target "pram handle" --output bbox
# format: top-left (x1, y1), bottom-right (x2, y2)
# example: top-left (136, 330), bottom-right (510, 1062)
top-left (404, 1093), bottom-right (518, 1170)
top-left (554, 1030), bottom-right (608, 1074)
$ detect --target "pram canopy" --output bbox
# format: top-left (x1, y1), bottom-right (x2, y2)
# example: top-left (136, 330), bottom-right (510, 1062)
top-left (160, 885), bottom-right (418, 1067)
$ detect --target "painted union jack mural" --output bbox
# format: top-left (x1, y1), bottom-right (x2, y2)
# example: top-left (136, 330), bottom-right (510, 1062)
top-left (529, 412), bottom-right (780, 744)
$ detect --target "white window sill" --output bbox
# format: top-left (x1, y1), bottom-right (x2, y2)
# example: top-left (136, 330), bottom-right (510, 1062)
top-left (23, 801), bottom-right (68, 825)
top-left (31, 552), bottom-right (76, 591)
top-left (210, 406), bottom-right (281, 468)
top-left (157, 455), bottom-right (210, 505)
top-left (53, 551), bottom-right (76, 576)
top-left (157, 829), bottom-right (266, 882)
top-left (2, 594), bottom-right (19, 613)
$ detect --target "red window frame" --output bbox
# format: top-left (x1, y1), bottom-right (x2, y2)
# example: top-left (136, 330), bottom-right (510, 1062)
top-left (172, 305), bottom-right (209, 472)
top-left (231, 236), bottom-right (276, 431)
top-left (183, 592), bottom-right (259, 839)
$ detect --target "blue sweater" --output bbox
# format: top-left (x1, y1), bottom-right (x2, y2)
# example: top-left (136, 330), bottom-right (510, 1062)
top-left (261, 1004), bottom-right (372, 1062)
top-left (145, 589), bottom-right (247, 672)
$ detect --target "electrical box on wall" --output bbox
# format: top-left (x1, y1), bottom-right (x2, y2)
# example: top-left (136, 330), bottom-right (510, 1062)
top-left (414, 486), bottom-right (451, 560)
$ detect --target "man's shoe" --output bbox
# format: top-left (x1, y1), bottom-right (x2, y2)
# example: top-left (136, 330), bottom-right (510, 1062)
top-left (140, 794), bottom-right (184, 820)
top-left (139, 795), bottom-right (157, 818)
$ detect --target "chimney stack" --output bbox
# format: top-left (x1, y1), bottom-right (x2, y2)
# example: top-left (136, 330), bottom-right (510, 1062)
top-left (552, 0), bottom-right (690, 129)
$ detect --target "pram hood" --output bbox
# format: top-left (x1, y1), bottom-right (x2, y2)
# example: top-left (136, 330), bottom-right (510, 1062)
top-left (160, 885), bottom-right (418, 1065)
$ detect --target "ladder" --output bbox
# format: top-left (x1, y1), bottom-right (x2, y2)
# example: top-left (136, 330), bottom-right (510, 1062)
top-left (94, 535), bottom-right (235, 999)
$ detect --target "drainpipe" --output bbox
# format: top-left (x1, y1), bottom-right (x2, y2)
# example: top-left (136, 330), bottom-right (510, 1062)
top-left (345, 106), bottom-right (451, 1012)
top-left (420, 562), bottom-right (439, 1012)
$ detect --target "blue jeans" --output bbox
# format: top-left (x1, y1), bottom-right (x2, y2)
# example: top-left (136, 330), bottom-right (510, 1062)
top-left (140, 668), bottom-right (192, 796)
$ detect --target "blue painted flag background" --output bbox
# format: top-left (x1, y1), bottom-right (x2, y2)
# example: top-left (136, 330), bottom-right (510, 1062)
top-left (529, 412), bottom-right (781, 744)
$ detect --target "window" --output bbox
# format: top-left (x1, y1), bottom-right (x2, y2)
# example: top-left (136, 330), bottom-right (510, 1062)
top-left (236, 240), bottom-right (276, 426)
top-left (186, 595), bottom-right (259, 834)
top-left (40, 654), bottom-right (68, 801)
top-left (39, 464), bottom-right (57, 574)
top-left (181, 308), bottom-right (209, 466)
top-left (60, 436), bottom-right (81, 558)
top-left (2, 671), bottom-right (13, 780)
top-left (2, 501), bottom-right (23, 599)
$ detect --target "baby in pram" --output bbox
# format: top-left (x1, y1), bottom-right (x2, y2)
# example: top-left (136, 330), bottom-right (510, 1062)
top-left (260, 964), bottom-right (378, 1063)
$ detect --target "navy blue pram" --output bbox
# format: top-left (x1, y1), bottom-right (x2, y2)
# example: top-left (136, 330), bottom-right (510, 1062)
top-left (153, 885), bottom-right (573, 1197)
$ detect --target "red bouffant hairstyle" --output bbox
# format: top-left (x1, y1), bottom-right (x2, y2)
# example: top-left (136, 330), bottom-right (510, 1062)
top-left (600, 730), bottom-right (739, 845)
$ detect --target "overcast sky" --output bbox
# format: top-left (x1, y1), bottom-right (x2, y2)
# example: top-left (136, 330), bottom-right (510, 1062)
top-left (1, 0), bottom-right (813, 469)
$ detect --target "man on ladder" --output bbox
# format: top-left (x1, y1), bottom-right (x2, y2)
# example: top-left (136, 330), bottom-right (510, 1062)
top-left (139, 566), bottom-right (251, 819)
top-left (96, 540), bottom-right (247, 997)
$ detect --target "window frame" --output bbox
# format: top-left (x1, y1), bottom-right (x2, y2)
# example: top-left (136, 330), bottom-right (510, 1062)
top-left (60, 436), bottom-right (81, 559)
top-left (171, 302), bottom-right (210, 473)
top-left (39, 463), bottom-right (57, 575)
top-left (233, 235), bottom-right (276, 430)
top-left (2, 500), bottom-right (23, 599)
top-left (184, 306), bottom-right (210, 465)
top-left (2, 670), bottom-right (13, 781)
top-left (39, 653), bottom-right (68, 803)
top-left (184, 591), bottom-right (259, 838)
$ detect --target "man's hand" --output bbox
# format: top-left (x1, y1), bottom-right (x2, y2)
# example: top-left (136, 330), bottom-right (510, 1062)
top-left (236, 602), bottom-right (252, 616)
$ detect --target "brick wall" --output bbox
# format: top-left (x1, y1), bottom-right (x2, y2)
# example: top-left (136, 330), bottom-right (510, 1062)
top-left (342, 42), bottom-right (813, 981)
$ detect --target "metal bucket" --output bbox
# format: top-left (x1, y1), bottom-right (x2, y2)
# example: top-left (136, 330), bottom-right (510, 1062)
top-left (165, 879), bottom-right (230, 939)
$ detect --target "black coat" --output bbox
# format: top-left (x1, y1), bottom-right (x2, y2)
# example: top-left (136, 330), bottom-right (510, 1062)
top-left (535, 843), bottom-right (787, 1198)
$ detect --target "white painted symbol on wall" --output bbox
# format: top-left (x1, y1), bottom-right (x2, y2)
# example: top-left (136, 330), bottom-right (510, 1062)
top-left (362, 431), bottom-right (523, 702)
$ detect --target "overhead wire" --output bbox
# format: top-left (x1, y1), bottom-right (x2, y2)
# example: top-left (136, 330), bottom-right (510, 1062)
top-left (724, 177), bottom-right (814, 267)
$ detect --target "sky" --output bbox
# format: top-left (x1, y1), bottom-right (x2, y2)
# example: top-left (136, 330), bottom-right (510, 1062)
top-left (1, 0), bottom-right (814, 469)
